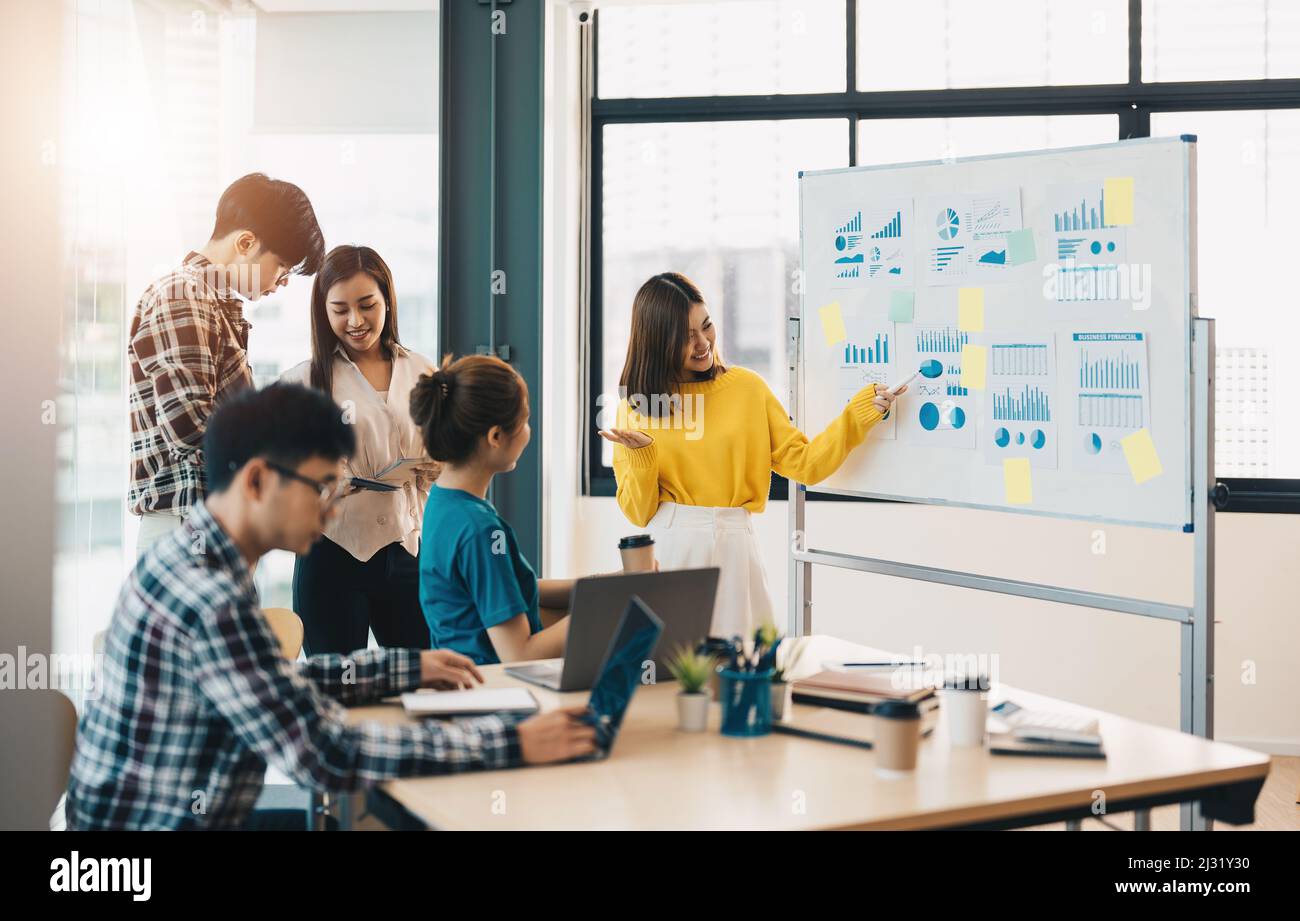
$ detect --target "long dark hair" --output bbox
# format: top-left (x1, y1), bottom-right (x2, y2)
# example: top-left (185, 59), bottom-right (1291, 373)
top-left (617, 272), bottom-right (724, 419)
top-left (308, 245), bottom-right (401, 394)
top-left (410, 354), bottom-right (530, 464)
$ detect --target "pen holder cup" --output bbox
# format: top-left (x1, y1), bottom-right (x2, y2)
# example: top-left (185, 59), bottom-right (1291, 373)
top-left (718, 668), bottom-right (775, 738)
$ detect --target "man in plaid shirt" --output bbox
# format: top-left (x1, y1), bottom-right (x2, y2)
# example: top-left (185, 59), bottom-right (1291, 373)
top-left (68, 384), bottom-right (596, 830)
top-left (129, 173), bottom-right (326, 554)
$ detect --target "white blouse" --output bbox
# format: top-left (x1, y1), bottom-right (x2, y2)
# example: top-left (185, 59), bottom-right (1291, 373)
top-left (281, 344), bottom-right (435, 562)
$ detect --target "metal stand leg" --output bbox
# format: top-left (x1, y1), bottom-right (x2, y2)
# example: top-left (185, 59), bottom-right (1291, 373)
top-left (1134, 809), bottom-right (1151, 831)
top-left (787, 316), bottom-right (811, 639)
top-left (789, 484), bottom-right (810, 638)
top-left (1065, 819), bottom-right (1082, 831)
top-left (1183, 317), bottom-right (1216, 832)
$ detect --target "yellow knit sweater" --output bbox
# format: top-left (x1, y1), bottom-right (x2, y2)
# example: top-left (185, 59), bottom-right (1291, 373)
top-left (612, 366), bottom-right (883, 527)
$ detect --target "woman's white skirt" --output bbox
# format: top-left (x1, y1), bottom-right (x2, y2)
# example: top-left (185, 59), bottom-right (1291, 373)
top-left (646, 502), bottom-right (774, 639)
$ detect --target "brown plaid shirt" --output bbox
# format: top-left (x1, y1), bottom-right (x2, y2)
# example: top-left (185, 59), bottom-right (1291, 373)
top-left (128, 251), bottom-right (254, 517)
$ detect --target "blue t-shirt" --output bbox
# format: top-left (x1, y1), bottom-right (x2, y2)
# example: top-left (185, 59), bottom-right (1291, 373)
top-left (418, 484), bottom-right (541, 665)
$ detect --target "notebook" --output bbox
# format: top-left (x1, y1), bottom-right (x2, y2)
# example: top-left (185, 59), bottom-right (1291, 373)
top-left (989, 733), bottom-right (1106, 759)
top-left (773, 697), bottom-right (941, 748)
top-left (791, 669), bottom-right (935, 712)
top-left (400, 687), bottom-right (539, 717)
top-left (351, 456), bottom-right (432, 492)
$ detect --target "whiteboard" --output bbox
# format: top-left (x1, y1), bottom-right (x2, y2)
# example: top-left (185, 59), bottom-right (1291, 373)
top-left (797, 137), bottom-right (1196, 530)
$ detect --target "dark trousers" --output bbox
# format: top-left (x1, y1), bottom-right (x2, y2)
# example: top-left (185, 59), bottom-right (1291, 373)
top-left (292, 536), bottom-right (431, 656)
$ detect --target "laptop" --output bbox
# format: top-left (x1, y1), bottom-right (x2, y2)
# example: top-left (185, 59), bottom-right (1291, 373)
top-left (505, 567), bottom-right (718, 692)
top-left (578, 595), bottom-right (664, 761)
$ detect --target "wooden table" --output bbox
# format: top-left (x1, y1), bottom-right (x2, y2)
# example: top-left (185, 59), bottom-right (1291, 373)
top-left (347, 637), bottom-right (1269, 830)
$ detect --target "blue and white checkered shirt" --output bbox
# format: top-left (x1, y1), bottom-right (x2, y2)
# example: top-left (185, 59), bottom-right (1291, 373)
top-left (66, 501), bottom-right (521, 830)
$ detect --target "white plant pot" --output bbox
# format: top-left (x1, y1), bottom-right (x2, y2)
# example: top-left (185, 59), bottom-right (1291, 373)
top-left (676, 691), bottom-right (711, 732)
top-left (770, 680), bottom-right (792, 721)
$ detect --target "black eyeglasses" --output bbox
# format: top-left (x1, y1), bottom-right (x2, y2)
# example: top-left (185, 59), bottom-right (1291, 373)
top-left (265, 461), bottom-right (347, 506)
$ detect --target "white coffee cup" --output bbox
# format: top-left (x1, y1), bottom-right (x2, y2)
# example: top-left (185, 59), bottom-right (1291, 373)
top-left (940, 676), bottom-right (989, 747)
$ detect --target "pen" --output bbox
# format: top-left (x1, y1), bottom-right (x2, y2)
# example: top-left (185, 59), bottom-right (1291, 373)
top-left (835, 661), bottom-right (926, 668)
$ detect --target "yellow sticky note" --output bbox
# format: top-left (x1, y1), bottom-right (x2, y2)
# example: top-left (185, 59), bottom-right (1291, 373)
top-left (819, 301), bottom-right (846, 347)
top-left (958, 288), bottom-right (984, 332)
top-left (1003, 458), bottom-right (1033, 505)
top-left (1104, 177), bottom-right (1135, 226)
top-left (1121, 427), bottom-right (1163, 484)
top-left (960, 344), bottom-right (986, 390)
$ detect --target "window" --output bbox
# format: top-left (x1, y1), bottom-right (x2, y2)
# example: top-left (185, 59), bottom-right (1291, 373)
top-left (56, 0), bottom-right (439, 687)
top-left (858, 0), bottom-right (1128, 90)
top-left (599, 118), bottom-right (847, 465)
top-left (587, 0), bottom-right (1300, 510)
top-left (598, 0), bottom-right (846, 98)
top-left (1143, 0), bottom-right (1300, 82)
top-left (857, 115), bottom-right (1119, 165)
top-left (1151, 110), bottom-right (1300, 476)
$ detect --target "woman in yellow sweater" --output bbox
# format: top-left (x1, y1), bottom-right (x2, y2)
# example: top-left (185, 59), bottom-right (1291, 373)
top-left (598, 272), bottom-right (904, 638)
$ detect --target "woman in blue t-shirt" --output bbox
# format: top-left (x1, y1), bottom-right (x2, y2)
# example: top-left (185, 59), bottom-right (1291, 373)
top-left (410, 354), bottom-right (574, 665)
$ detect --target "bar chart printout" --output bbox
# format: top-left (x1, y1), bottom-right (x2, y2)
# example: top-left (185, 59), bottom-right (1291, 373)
top-left (838, 319), bottom-right (897, 439)
top-left (1045, 180), bottom-right (1129, 303)
top-left (829, 198), bottom-right (913, 288)
top-left (983, 334), bottom-right (1059, 469)
top-left (1070, 331), bottom-right (1152, 474)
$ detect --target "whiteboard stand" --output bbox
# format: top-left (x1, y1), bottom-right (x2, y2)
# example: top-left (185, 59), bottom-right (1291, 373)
top-left (786, 316), bottom-right (1217, 832)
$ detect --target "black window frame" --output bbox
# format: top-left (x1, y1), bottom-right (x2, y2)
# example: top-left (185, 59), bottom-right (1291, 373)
top-left (587, 0), bottom-right (1300, 514)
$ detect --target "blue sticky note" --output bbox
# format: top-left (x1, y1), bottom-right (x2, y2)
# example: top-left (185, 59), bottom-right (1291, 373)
top-left (888, 290), bottom-right (915, 322)
top-left (1006, 229), bottom-right (1036, 266)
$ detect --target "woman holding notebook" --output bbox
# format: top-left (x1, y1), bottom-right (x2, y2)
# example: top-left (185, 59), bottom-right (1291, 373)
top-left (599, 272), bottom-right (903, 640)
top-left (280, 245), bottom-right (439, 654)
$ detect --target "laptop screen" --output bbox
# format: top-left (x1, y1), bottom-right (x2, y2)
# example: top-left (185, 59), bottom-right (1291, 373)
top-left (586, 596), bottom-right (664, 753)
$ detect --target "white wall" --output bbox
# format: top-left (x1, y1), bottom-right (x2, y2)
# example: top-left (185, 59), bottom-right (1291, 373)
top-left (0, 0), bottom-right (65, 828)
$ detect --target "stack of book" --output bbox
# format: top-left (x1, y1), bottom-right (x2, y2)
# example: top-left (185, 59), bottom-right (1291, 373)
top-left (773, 669), bottom-right (939, 748)
top-left (791, 669), bottom-right (936, 713)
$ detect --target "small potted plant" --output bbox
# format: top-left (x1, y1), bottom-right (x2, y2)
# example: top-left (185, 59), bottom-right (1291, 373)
top-left (666, 644), bottom-right (716, 732)
top-left (769, 634), bottom-right (810, 722)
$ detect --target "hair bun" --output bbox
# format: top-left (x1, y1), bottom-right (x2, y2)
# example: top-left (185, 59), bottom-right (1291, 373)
top-left (409, 369), bottom-right (450, 427)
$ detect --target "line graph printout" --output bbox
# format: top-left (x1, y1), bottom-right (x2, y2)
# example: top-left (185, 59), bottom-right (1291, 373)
top-left (1070, 331), bottom-right (1151, 473)
top-left (982, 334), bottom-right (1059, 469)
top-left (922, 189), bottom-right (1023, 286)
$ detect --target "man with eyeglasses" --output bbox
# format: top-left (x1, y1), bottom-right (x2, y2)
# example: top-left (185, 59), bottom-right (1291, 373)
top-left (128, 173), bottom-right (326, 555)
top-left (67, 383), bottom-right (597, 830)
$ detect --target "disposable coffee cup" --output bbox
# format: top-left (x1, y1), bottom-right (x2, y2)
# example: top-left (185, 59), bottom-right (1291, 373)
top-left (940, 674), bottom-right (989, 748)
top-left (872, 700), bottom-right (922, 774)
top-left (618, 534), bottom-right (655, 573)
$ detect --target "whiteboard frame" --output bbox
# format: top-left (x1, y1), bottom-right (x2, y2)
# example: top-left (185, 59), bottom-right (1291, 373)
top-left (796, 137), bottom-right (1196, 532)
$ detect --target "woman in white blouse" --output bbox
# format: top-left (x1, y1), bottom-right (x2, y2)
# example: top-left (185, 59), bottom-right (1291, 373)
top-left (280, 245), bottom-right (439, 654)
